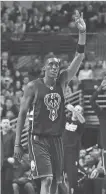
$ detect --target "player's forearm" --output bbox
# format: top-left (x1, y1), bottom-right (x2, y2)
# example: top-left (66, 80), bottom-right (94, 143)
top-left (67, 32), bottom-right (86, 81)
top-left (67, 52), bottom-right (84, 81)
top-left (78, 31), bottom-right (86, 45)
top-left (15, 110), bottom-right (27, 145)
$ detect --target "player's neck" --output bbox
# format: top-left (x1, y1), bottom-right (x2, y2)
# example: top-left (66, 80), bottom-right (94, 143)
top-left (44, 76), bottom-right (56, 87)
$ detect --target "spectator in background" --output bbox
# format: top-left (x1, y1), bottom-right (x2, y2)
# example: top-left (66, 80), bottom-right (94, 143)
top-left (41, 15), bottom-right (53, 32)
top-left (9, 1), bottom-right (22, 23)
top-left (14, 80), bottom-right (22, 92)
top-left (1, 1), bottom-right (8, 17)
top-left (1, 52), bottom-right (9, 73)
top-left (93, 60), bottom-right (105, 80)
top-left (90, 77), bottom-right (106, 192)
top-left (1, 13), bottom-right (9, 33)
top-left (4, 68), bottom-right (12, 77)
top-left (22, 76), bottom-right (30, 91)
top-left (83, 3), bottom-right (98, 32)
top-left (12, 15), bottom-right (26, 40)
top-left (1, 52), bottom-right (14, 75)
top-left (26, 15), bottom-right (41, 32)
top-left (102, 61), bottom-right (106, 77)
top-left (63, 104), bottom-right (85, 194)
top-left (51, 4), bottom-right (67, 32)
top-left (1, 12), bottom-right (15, 39)
top-left (12, 153), bottom-right (36, 194)
top-left (1, 118), bottom-right (15, 194)
top-left (21, 7), bottom-right (28, 22)
top-left (14, 70), bottom-right (23, 83)
top-left (98, 1), bottom-right (106, 28)
top-left (3, 76), bottom-right (13, 91)
top-left (78, 61), bottom-right (93, 81)
top-left (2, 98), bottom-right (19, 120)
top-left (14, 90), bottom-right (23, 111)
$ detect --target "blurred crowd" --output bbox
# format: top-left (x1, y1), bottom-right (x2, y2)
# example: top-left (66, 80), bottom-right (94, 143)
top-left (79, 146), bottom-right (105, 180)
top-left (1, 50), bottom-right (106, 121)
top-left (1, 1), bottom-right (106, 40)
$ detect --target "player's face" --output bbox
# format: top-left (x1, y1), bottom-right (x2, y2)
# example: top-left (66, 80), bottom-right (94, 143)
top-left (45, 62), bottom-right (60, 78)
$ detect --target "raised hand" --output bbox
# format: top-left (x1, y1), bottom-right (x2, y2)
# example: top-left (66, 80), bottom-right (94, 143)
top-left (74, 10), bottom-right (86, 33)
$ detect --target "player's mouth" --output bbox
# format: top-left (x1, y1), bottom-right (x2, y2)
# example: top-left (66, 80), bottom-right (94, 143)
top-left (51, 71), bottom-right (58, 76)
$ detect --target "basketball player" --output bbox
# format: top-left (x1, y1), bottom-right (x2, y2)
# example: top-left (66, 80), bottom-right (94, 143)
top-left (90, 77), bottom-right (106, 192)
top-left (63, 104), bottom-right (85, 194)
top-left (14, 11), bottom-right (86, 194)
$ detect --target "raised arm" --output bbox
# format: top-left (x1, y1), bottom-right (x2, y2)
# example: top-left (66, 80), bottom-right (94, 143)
top-left (14, 81), bottom-right (35, 160)
top-left (60, 11), bottom-right (86, 87)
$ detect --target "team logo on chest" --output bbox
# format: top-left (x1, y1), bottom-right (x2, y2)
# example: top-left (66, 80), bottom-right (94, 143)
top-left (44, 93), bottom-right (61, 121)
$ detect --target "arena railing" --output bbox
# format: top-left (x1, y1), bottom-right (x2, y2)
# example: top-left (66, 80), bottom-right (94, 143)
top-left (2, 32), bottom-right (106, 60)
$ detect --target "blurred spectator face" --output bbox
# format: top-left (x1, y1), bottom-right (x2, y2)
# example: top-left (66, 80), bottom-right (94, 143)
top-left (2, 52), bottom-right (8, 60)
top-left (15, 90), bottom-right (23, 98)
top-left (34, 58), bottom-right (40, 65)
top-left (85, 154), bottom-right (93, 164)
top-left (46, 6), bottom-right (52, 13)
top-left (13, 1), bottom-right (20, 9)
top-left (4, 77), bottom-right (12, 88)
top-left (1, 88), bottom-right (6, 96)
top-left (8, 20), bottom-right (15, 32)
top-left (91, 148), bottom-right (101, 158)
top-left (5, 90), bottom-right (11, 97)
top-left (4, 69), bottom-right (11, 77)
top-left (2, 13), bottom-right (9, 22)
top-left (84, 62), bottom-right (90, 70)
top-left (23, 76), bottom-right (29, 85)
top-left (15, 70), bottom-right (21, 77)
top-left (16, 16), bottom-right (22, 23)
top-left (87, 4), bottom-right (93, 12)
top-left (6, 111), bottom-right (15, 120)
top-left (44, 25), bottom-right (51, 32)
top-left (56, 4), bottom-right (62, 12)
top-left (80, 150), bottom-right (86, 158)
top-left (45, 16), bottom-right (51, 22)
top-left (33, 16), bottom-right (38, 24)
top-left (5, 99), bottom-right (13, 110)
top-left (2, 118), bottom-right (10, 133)
top-left (32, 1), bottom-right (36, 8)
top-left (96, 60), bottom-right (103, 68)
top-left (21, 7), bottom-right (28, 21)
top-left (33, 7), bottom-right (39, 16)
top-left (16, 80), bottom-right (21, 89)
